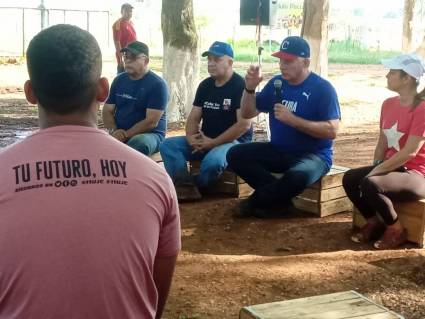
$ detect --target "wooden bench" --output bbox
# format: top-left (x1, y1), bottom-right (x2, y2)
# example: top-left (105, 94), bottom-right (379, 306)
top-left (189, 162), bottom-right (352, 217)
top-left (240, 290), bottom-right (404, 319)
top-left (237, 165), bottom-right (353, 217)
top-left (353, 199), bottom-right (425, 247)
top-left (149, 152), bottom-right (163, 163)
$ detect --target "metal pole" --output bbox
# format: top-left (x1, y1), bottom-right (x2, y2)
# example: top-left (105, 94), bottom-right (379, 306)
top-left (38, 0), bottom-right (46, 30)
top-left (107, 11), bottom-right (110, 47)
top-left (22, 8), bottom-right (25, 57)
top-left (86, 11), bottom-right (90, 31)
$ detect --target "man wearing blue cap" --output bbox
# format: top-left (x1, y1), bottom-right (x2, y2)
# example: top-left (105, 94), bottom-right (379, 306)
top-left (160, 41), bottom-right (252, 201)
top-left (227, 36), bottom-right (341, 218)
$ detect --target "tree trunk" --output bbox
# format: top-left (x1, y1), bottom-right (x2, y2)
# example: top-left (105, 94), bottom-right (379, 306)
top-left (300, 0), bottom-right (329, 77)
top-left (416, 35), bottom-right (425, 57)
top-left (161, 0), bottom-right (199, 122)
top-left (402, 0), bottom-right (415, 53)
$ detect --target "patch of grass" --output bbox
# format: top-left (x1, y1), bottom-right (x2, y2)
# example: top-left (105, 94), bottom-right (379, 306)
top-left (229, 39), bottom-right (281, 63)
top-left (227, 38), bottom-right (401, 65)
top-left (328, 39), bottom-right (400, 64)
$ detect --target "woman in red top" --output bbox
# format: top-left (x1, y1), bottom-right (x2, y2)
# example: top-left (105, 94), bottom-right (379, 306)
top-left (343, 54), bottom-right (425, 249)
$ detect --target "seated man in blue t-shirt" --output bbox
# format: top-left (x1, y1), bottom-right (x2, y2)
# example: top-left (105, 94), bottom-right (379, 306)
top-left (160, 41), bottom-right (252, 201)
top-left (227, 36), bottom-right (341, 218)
top-left (103, 41), bottom-right (168, 156)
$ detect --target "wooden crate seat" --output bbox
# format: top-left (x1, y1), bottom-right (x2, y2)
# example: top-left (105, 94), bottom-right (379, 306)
top-left (239, 290), bottom-right (404, 319)
top-left (353, 199), bottom-right (425, 247)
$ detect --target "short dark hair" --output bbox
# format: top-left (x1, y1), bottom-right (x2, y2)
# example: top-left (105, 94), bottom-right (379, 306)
top-left (26, 24), bottom-right (102, 115)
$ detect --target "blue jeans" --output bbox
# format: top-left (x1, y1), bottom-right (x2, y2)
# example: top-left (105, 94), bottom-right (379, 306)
top-left (159, 136), bottom-right (239, 187)
top-left (227, 142), bottom-right (330, 208)
top-left (126, 133), bottom-right (164, 156)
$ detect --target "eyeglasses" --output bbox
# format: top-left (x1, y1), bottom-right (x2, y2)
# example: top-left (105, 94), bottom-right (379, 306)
top-left (122, 52), bottom-right (147, 61)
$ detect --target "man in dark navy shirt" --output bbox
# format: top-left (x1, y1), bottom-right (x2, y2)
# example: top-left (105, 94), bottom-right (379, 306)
top-left (160, 41), bottom-right (252, 201)
top-left (103, 41), bottom-right (168, 156)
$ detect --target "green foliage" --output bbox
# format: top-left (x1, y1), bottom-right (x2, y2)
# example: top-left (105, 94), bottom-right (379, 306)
top-left (227, 38), bottom-right (281, 63)
top-left (225, 38), bottom-right (401, 65)
top-left (328, 39), bottom-right (401, 64)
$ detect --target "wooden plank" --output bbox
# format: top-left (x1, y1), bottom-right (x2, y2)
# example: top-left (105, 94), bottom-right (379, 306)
top-left (319, 186), bottom-right (347, 202)
top-left (293, 196), bottom-right (352, 217)
top-left (220, 170), bottom-right (238, 182)
top-left (297, 188), bottom-right (320, 202)
top-left (319, 172), bottom-right (345, 189)
top-left (240, 291), bottom-right (403, 319)
top-left (244, 291), bottom-right (358, 311)
top-left (319, 197), bottom-right (353, 217)
top-left (238, 183), bottom-right (254, 198)
top-left (352, 314), bottom-right (405, 319)
top-left (273, 302), bottom-right (389, 319)
top-left (297, 186), bottom-right (347, 202)
top-left (292, 197), bottom-right (319, 214)
top-left (149, 152), bottom-right (162, 163)
top-left (397, 213), bottom-right (424, 247)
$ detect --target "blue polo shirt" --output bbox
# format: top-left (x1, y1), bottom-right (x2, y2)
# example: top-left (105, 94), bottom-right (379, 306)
top-left (106, 71), bottom-right (168, 136)
top-left (256, 72), bottom-right (340, 167)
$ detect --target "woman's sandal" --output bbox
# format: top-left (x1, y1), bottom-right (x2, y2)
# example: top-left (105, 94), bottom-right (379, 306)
top-left (373, 227), bottom-right (407, 249)
top-left (351, 220), bottom-right (386, 243)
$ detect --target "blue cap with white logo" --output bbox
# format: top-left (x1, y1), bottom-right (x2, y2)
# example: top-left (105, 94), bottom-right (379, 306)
top-left (202, 41), bottom-right (234, 58)
top-left (272, 36), bottom-right (310, 60)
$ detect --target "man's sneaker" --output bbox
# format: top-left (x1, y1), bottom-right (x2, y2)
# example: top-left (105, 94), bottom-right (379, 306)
top-left (175, 182), bottom-right (202, 202)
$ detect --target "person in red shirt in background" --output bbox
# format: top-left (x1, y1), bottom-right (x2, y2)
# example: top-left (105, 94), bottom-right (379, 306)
top-left (113, 3), bottom-right (137, 73)
top-left (343, 54), bottom-right (425, 249)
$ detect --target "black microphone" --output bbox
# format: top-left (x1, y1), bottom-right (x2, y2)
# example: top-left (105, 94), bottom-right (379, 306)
top-left (274, 79), bottom-right (282, 104)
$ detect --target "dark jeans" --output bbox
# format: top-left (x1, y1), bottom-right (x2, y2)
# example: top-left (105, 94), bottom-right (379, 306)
top-left (227, 142), bottom-right (329, 208)
top-left (342, 165), bottom-right (425, 225)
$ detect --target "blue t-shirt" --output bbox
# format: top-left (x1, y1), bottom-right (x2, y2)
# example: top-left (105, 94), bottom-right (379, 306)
top-left (256, 72), bottom-right (340, 167)
top-left (193, 72), bottom-right (253, 143)
top-left (106, 71), bottom-right (168, 136)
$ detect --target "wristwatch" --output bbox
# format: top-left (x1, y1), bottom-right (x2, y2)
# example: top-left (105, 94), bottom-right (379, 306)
top-left (244, 86), bottom-right (255, 94)
top-left (373, 159), bottom-right (383, 166)
top-left (107, 128), bottom-right (116, 135)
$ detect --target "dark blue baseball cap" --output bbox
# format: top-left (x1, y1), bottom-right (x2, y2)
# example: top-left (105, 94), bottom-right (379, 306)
top-left (272, 36), bottom-right (310, 60)
top-left (202, 41), bottom-right (234, 58)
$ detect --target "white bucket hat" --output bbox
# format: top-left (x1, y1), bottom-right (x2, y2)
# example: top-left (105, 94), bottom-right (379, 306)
top-left (382, 53), bottom-right (425, 80)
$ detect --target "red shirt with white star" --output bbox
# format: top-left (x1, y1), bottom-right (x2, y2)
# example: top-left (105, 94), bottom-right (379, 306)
top-left (380, 96), bottom-right (425, 175)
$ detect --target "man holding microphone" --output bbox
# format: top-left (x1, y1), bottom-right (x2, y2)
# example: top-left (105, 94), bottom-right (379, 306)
top-left (227, 36), bottom-right (341, 218)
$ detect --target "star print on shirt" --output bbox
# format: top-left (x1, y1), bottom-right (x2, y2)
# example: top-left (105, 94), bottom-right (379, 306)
top-left (383, 122), bottom-right (404, 151)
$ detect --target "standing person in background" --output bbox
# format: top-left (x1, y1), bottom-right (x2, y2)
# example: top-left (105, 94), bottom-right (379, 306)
top-left (112, 3), bottom-right (137, 73)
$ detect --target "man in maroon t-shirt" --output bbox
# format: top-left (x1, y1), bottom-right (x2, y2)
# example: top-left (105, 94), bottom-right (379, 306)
top-left (112, 3), bottom-right (137, 73)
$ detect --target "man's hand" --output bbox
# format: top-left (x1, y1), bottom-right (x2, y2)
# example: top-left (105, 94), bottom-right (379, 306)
top-left (274, 104), bottom-right (295, 124)
top-left (192, 132), bottom-right (217, 153)
top-left (245, 65), bottom-right (263, 90)
top-left (186, 132), bottom-right (202, 148)
top-left (111, 129), bottom-right (128, 142)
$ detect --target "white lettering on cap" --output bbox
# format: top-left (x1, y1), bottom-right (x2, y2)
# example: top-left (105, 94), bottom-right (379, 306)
top-left (281, 40), bottom-right (290, 50)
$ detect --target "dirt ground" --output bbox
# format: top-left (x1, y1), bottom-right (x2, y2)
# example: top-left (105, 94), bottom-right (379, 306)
top-left (0, 62), bottom-right (424, 318)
